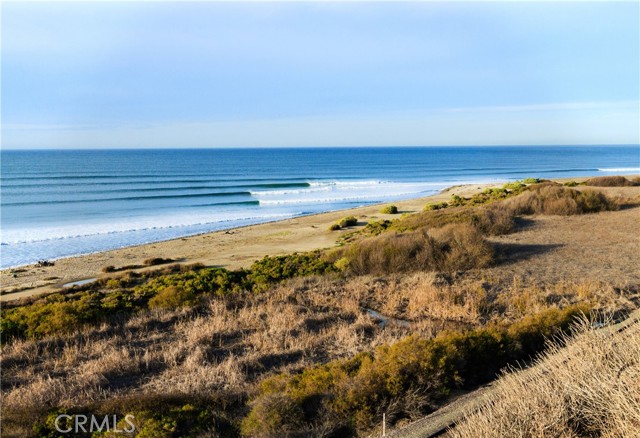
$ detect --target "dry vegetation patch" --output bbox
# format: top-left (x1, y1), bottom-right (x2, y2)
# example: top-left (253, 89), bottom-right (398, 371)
top-left (449, 315), bottom-right (640, 438)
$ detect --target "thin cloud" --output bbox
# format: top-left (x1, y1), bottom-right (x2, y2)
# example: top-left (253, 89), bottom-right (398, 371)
top-left (445, 101), bottom-right (640, 113)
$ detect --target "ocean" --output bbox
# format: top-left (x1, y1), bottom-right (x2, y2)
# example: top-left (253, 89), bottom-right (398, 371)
top-left (1, 146), bottom-right (639, 268)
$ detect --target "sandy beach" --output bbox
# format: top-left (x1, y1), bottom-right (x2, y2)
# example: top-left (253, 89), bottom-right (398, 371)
top-left (1, 177), bottom-right (637, 302)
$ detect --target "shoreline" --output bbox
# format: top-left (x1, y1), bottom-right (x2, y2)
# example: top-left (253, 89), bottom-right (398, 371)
top-left (0, 175), bottom-right (629, 302)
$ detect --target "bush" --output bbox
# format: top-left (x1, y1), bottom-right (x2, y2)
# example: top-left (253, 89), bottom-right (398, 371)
top-left (429, 224), bottom-right (496, 271)
top-left (336, 223), bottom-right (493, 276)
top-left (0, 266), bottom-right (249, 342)
top-left (249, 252), bottom-right (336, 291)
top-left (329, 223), bottom-right (341, 231)
top-left (522, 178), bottom-right (540, 184)
top-left (102, 265), bottom-right (116, 273)
top-left (241, 393), bottom-right (305, 437)
top-left (380, 205), bottom-right (399, 214)
top-left (505, 186), bottom-right (617, 216)
top-left (502, 181), bottom-right (527, 192)
top-left (449, 194), bottom-right (465, 206)
top-left (584, 176), bottom-right (638, 187)
top-left (563, 181), bottom-right (579, 187)
top-left (143, 257), bottom-right (174, 266)
top-left (424, 202), bottom-right (448, 211)
top-left (339, 216), bottom-right (358, 228)
top-left (471, 205), bottom-right (516, 235)
top-left (147, 286), bottom-right (197, 309)
top-left (579, 190), bottom-right (618, 213)
top-left (364, 220), bottom-right (392, 236)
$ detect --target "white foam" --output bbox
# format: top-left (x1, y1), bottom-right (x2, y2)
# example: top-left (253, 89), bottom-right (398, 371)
top-left (1, 211), bottom-right (292, 245)
top-left (598, 168), bottom-right (640, 172)
top-left (254, 180), bottom-right (455, 206)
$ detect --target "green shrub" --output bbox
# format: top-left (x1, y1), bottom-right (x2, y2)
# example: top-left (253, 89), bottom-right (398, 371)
top-left (329, 223), bottom-right (342, 231)
top-left (502, 181), bottom-right (527, 192)
top-left (380, 205), bottom-right (399, 214)
top-left (339, 216), bottom-right (358, 228)
top-left (147, 286), bottom-right (196, 309)
top-left (249, 252), bottom-right (336, 292)
top-left (0, 266), bottom-right (248, 342)
top-left (522, 178), bottom-right (540, 184)
top-left (241, 393), bottom-right (305, 437)
top-left (424, 202), bottom-right (448, 211)
top-left (364, 219), bottom-right (392, 235)
top-left (449, 194), bottom-right (465, 206)
top-left (564, 181), bottom-right (579, 187)
top-left (31, 401), bottom-right (230, 438)
top-left (578, 190), bottom-right (618, 213)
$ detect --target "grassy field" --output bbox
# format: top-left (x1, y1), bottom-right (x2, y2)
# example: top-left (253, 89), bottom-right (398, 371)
top-left (1, 177), bottom-right (639, 437)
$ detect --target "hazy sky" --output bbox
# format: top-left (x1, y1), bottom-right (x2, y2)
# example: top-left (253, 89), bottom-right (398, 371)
top-left (2, 1), bottom-right (639, 149)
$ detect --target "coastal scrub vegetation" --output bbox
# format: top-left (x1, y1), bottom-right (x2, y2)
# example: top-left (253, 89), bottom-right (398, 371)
top-left (241, 305), bottom-right (588, 437)
top-left (380, 205), bottom-right (399, 214)
top-left (332, 224), bottom-right (494, 276)
top-left (450, 315), bottom-right (640, 437)
top-left (1, 181), bottom-right (637, 437)
top-left (584, 175), bottom-right (639, 187)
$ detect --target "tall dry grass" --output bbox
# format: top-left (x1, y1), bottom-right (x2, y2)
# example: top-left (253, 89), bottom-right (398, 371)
top-left (504, 186), bottom-right (617, 215)
top-left (585, 176), bottom-right (639, 187)
top-left (449, 314), bottom-right (640, 438)
top-left (339, 223), bottom-right (494, 276)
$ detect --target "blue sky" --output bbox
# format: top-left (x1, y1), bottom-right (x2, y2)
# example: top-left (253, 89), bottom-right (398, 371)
top-left (2, 1), bottom-right (639, 148)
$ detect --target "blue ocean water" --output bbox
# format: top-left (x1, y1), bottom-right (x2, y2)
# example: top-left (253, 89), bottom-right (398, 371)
top-left (1, 146), bottom-right (639, 268)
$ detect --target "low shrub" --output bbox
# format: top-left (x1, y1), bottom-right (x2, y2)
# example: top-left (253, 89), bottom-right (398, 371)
top-left (584, 176), bottom-right (638, 187)
top-left (339, 216), bottom-right (359, 228)
top-left (143, 257), bottom-right (174, 266)
top-left (429, 223), bottom-right (496, 271)
top-left (364, 219), bottom-right (392, 236)
top-left (505, 186), bottom-right (617, 215)
top-left (0, 266), bottom-right (248, 342)
top-left (329, 223), bottom-right (341, 231)
top-left (449, 194), bottom-right (465, 206)
top-left (380, 205), bottom-right (399, 214)
top-left (249, 252), bottom-right (337, 291)
top-left (471, 205), bottom-right (516, 235)
top-left (502, 181), bottom-right (527, 192)
top-left (102, 265), bottom-right (116, 273)
top-left (522, 178), bottom-right (541, 184)
top-left (31, 398), bottom-right (237, 438)
top-left (392, 203), bottom-right (516, 237)
top-left (147, 286), bottom-right (197, 309)
top-left (424, 202), bottom-right (448, 211)
top-left (335, 223), bottom-right (493, 276)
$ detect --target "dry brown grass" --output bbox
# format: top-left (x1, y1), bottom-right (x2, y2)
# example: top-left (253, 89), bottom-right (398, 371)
top-left (338, 223), bottom-right (494, 276)
top-left (1, 275), bottom-right (637, 437)
top-left (504, 186), bottom-right (617, 215)
top-left (4, 271), bottom-right (634, 432)
top-left (449, 314), bottom-right (640, 438)
top-left (585, 175), bottom-right (639, 187)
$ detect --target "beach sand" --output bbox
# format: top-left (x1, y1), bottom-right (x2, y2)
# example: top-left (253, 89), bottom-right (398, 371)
top-left (2, 177), bottom-right (637, 302)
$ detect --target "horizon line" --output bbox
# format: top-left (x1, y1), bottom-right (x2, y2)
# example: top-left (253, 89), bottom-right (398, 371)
top-left (2, 144), bottom-right (639, 152)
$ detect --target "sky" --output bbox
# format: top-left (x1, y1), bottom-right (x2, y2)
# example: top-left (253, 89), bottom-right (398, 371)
top-left (1, 1), bottom-right (639, 149)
